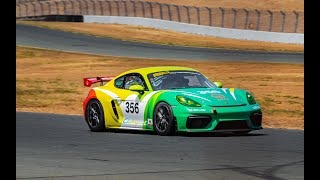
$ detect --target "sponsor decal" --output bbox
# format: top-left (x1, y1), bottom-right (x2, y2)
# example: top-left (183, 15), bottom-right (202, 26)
top-left (153, 76), bottom-right (164, 81)
top-left (252, 105), bottom-right (260, 109)
top-left (197, 90), bottom-right (221, 94)
top-left (123, 118), bottom-right (139, 125)
top-left (148, 118), bottom-right (153, 126)
top-left (153, 80), bottom-right (162, 87)
top-left (211, 94), bottom-right (229, 100)
top-left (186, 108), bottom-right (206, 112)
top-left (170, 71), bottom-right (200, 75)
top-left (153, 71), bottom-right (169, 77)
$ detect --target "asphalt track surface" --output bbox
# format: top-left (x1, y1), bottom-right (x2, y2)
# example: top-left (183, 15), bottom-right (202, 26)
top-left (16, 112), bottom-right (304, 180)
top-left (16, 24), bottom-right (304, 63)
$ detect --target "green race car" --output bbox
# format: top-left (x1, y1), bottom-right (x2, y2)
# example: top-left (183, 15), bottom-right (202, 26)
top-left (83, 66), bottom-right (262, 135)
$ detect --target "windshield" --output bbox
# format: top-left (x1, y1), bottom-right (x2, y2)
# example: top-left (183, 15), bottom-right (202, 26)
top-left (147, 71), bottom-right (217, 90)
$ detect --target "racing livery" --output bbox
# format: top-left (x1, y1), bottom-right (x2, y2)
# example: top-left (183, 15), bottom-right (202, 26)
top-left (83, 66), bottom-right (262, 135)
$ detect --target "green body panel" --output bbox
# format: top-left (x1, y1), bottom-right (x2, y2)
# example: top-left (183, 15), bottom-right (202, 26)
top-left (143, 88), bottom-right (262, 132)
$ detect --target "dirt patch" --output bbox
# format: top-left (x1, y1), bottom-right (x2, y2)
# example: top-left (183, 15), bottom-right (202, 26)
top-left (16, 21), bottom-right (304, 52)
top-left (16, 46), bottom-right (304, 130)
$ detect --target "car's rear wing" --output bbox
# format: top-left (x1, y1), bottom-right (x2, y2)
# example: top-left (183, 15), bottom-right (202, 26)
top-left (83, 76), bottom-right (114, 87)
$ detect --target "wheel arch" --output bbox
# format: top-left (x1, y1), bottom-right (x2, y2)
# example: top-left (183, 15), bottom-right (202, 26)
top-left (144, 92), bottom-right (179, 130)
top-left (152, 101), bottom-right (177, 135)
top-left (84, 98), bottom-right (106, 132)
top-left (84, 97), bottom-right (100, 119)
top-left (83, 89), bottom-right (98, 117)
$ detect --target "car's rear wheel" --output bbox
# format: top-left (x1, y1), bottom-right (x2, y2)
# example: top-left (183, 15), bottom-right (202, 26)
top-left (153, 102), bottom-right (175, 136)
top-left (85, 99), bottom-right (106, 132)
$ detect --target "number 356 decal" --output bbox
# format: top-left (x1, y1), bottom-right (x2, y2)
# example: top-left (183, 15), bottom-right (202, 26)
top-left (125, 102), bottom-right (139, 113)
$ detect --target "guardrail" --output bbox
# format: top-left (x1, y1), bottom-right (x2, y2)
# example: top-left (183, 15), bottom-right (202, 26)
top-left (16, 0), bottom-right (304, 33)
top-left (83, 16), bottom-right (304, 44)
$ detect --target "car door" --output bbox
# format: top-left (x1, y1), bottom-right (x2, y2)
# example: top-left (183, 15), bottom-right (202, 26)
top-left (116, 73), bottom-right (152, 129)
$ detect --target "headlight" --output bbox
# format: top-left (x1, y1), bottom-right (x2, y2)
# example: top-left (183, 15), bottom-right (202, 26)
top-left (176, 96), bottom-right (201, 107)
top-left (246, 92), bottom-right (256, 105)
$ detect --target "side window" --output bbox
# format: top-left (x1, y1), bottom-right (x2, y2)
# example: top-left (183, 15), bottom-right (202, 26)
top-left (124, 75), bottom-right (146, 90)
top-left (114, 76), bottom-right (125, 89)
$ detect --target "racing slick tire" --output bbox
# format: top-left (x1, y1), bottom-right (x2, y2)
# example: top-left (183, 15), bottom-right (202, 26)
top-left (85, 99), bottom-right (106, 132)
top-left (153, 102), bottom-right (175, 136)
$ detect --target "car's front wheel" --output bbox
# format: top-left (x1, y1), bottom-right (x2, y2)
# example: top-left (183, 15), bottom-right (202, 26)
top-left (85, 99), bottom-right (106, 132)
top-left (153, 102), bottom-right (175, 136)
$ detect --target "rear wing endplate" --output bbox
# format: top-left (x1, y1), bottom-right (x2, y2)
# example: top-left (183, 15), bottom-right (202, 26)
top-left (83, 76), bottom-right (114, 87)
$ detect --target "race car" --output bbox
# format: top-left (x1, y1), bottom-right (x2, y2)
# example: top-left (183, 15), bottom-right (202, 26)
top-left (83, 66), bottom-right (262, 136)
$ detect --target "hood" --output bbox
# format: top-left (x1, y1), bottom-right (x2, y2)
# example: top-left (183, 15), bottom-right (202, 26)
top-left (169, 88), bottom-right (247, 107)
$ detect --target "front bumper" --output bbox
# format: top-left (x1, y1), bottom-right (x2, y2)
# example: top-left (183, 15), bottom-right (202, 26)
top-left (172, 104), bottom-right (263, 132)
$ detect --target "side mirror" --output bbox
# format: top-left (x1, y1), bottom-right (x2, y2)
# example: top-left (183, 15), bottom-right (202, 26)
top-left (129, 85), bottom-right (145, 93)
top-left (214, 82), bottom-right (223, 88)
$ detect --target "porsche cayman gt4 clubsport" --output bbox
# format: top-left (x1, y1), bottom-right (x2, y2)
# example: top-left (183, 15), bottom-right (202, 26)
top-left (83, 66), bottom-right (262, 136)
